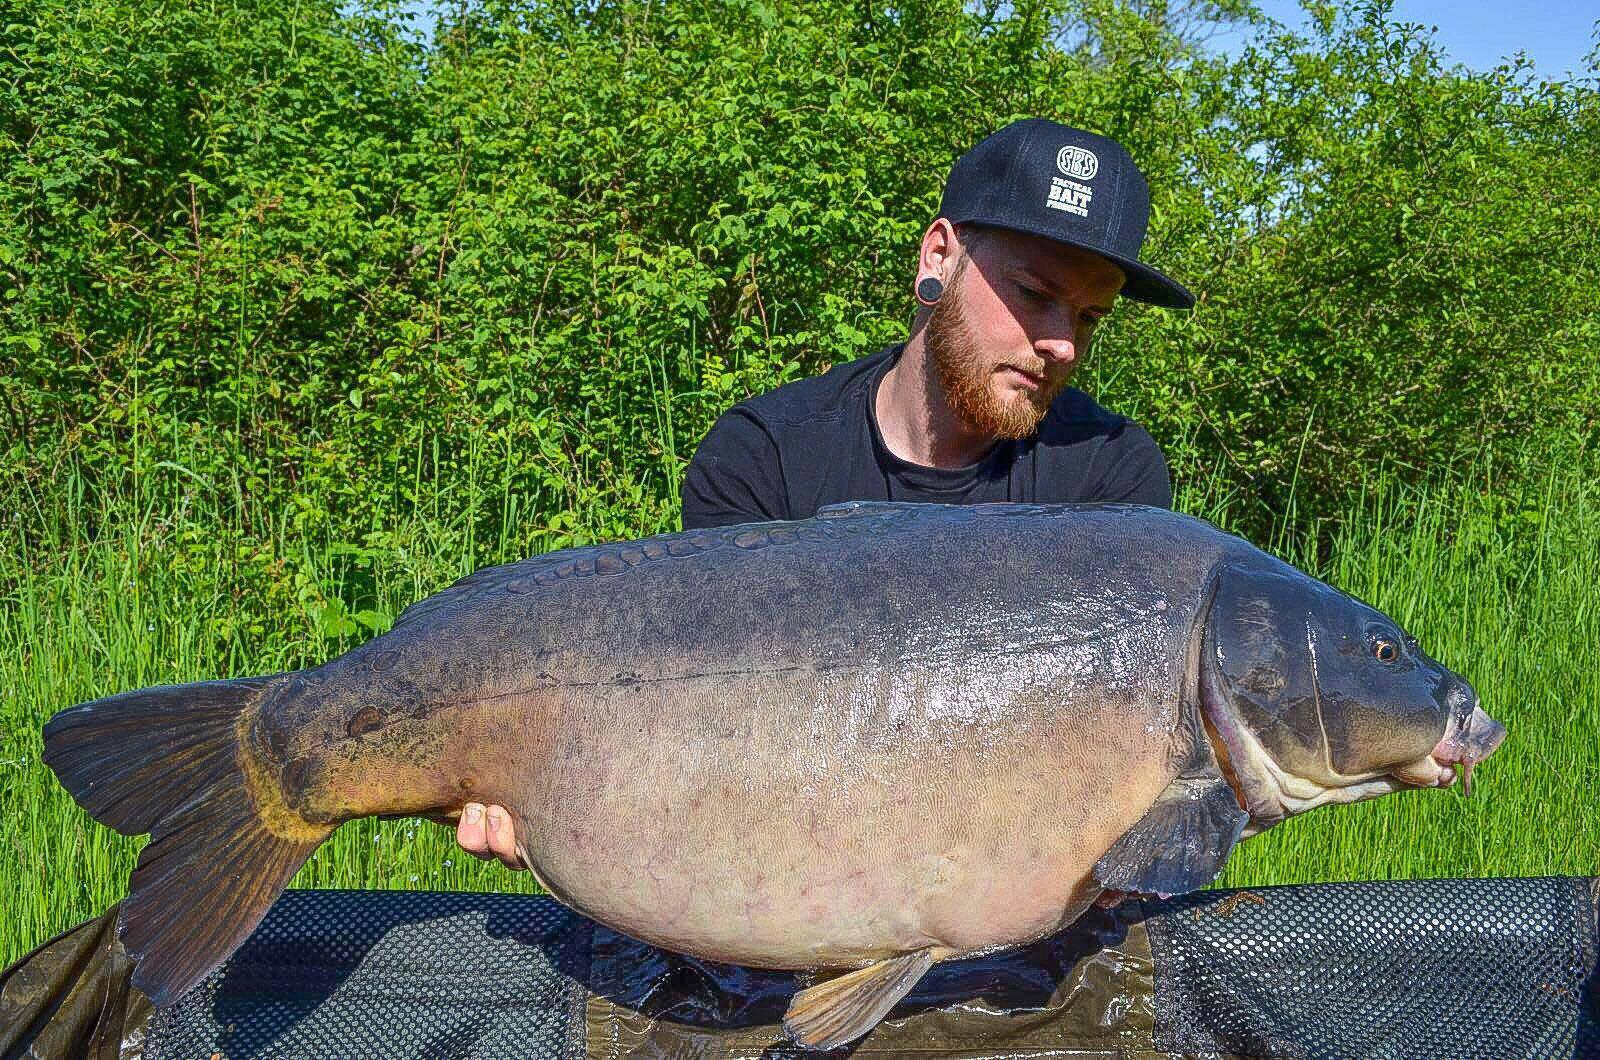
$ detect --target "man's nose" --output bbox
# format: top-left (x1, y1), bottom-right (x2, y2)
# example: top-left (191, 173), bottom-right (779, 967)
top-left (1035, 336), bottom-right (1077, 366)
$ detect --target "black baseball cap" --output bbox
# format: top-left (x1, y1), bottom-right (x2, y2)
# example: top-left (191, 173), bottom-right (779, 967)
top-left (938, 118), bottom-right (1194, 309)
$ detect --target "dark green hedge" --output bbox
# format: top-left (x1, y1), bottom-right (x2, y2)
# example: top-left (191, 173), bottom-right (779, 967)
top-left (3, 0), bottom-right (1596, 548)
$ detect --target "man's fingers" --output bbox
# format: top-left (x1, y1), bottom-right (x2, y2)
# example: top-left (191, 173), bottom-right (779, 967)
top-left (456, 803), bottom-right (493, 860)
top-left (485, 805), bottom-right (522, 870)
top-left (455, 802), bottom-right (523, 870)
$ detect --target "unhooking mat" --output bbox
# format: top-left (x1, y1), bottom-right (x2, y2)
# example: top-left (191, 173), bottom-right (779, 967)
top-left (3, 876), bottom-right (1597, 1059)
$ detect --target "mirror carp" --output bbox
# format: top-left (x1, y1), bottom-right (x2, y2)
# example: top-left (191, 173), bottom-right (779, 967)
top-left (42, 501), bottom-right (1505, 1049)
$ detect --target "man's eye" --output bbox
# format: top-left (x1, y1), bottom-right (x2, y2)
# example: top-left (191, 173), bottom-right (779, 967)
top-left (1017, 284), bottom-right (1047, 302)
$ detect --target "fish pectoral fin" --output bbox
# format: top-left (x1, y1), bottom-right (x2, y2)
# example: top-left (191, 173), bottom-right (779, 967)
top-left (782, 948), bottom-right (935, 1051)
top-left (1093, 771), bottom-right (1249, 899)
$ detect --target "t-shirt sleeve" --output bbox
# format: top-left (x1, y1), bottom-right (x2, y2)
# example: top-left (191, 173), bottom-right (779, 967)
top-left (681, 407), bottom-right (790, 529)
top-left (1092, 422), bottom-right (1173, 508)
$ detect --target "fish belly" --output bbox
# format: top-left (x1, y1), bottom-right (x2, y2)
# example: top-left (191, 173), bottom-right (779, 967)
top-left (504, 662), bottom-right (1177, 969)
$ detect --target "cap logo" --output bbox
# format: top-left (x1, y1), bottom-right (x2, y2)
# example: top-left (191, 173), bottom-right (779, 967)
top-left (1056, 145), bottom-right (1099, 180)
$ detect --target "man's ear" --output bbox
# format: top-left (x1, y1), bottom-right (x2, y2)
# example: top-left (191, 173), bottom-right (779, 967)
top-left (917, 218), bottom-right (960, 287)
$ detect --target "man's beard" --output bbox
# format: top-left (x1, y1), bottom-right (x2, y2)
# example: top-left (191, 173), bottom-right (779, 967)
top-left (925, 273), bottom-right (1067, 442)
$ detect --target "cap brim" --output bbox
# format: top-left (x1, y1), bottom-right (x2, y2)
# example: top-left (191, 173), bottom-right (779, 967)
top-left (1114, 257), bottom-right (1195, 310)
top-left (953, 218), bottom-right (1195, 310)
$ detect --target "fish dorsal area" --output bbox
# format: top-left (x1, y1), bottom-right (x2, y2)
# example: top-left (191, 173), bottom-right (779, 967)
top-left (386, 505), bottom-right (928, 635)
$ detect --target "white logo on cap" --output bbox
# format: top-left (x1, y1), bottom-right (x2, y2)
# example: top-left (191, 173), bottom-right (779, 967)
top-left (1046, 177), bottom-right (1092, 217)
top-left (1056, 145), bottom-right (1099, 180)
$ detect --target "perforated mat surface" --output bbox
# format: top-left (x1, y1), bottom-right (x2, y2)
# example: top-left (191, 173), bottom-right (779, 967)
top-left (1145, 876), bottom-right (1600, 1058)
top-left (143, 891), bottom-right (590, 1059)
top-left (126, 878), bottom-right (1598, 1059)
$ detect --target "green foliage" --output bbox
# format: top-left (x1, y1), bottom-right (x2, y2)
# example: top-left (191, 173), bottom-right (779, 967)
top-left (1122, 4), bottom-right (1600, 503)
top-left (3, 0), bottom-right (1596, 555)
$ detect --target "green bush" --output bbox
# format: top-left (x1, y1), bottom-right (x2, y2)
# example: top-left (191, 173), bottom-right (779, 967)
top-left (2, 0), bottom-right (1596, 556)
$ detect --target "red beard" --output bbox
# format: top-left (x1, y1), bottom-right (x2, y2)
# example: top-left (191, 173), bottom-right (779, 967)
top-left (925, 268), bottom-right (1067, 441)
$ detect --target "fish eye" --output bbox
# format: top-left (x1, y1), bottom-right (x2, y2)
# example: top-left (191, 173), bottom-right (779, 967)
top-left (1373, 637), bottom-right (1400, 663)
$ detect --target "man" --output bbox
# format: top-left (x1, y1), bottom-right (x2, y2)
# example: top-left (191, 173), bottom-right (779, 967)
top-left (681, 117), bottom-right (1192, 528)
top-left (457, 117), bottom-right (1193, 869)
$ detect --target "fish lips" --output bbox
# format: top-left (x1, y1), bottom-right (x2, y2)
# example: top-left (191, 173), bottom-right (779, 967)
top-left (1390, 667), bottom-right (1507, 794)
top-left (1396, 704), bottom-right (1507, 795)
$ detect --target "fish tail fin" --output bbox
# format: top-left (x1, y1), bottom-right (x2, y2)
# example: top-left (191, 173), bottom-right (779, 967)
top-left (42, 675), bottom-right (334, 1006)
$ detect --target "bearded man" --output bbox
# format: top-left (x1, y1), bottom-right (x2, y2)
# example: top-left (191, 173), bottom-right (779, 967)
top-left (680, 117), bottom-right (1193, 529)
top-left (455, 117), bottom-right (1194, 869)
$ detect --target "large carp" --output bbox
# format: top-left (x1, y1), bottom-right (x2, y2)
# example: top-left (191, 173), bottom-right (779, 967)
top-left (43, 502), bottom-right (1504, 1049)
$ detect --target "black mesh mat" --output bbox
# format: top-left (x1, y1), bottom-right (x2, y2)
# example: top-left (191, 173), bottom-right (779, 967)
top-left (143, 890), bottom-right (591, 1060)
top-left (1144, 876), bottom-right (1600, 1059)
top-left (127, 879), bottom-right (1599, 1059)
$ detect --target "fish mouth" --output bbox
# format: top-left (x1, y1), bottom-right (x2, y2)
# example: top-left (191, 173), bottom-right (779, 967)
top-left (1394, 705), bottom-right (1507, 795)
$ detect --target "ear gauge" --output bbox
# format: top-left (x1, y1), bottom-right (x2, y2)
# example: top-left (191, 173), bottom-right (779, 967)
top-left (915, 276), bottom-right (945, 305)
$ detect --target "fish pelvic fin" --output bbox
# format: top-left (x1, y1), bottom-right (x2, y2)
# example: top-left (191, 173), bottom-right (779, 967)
top-left (42, 675), bottom-right (333, 1007)
top-left (782, 948), bottom-right (935, 1051)
top-left (1093, 770), bottom-right (1249, 899)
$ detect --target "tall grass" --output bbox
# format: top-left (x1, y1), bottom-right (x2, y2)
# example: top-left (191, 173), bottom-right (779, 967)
top-left (2, 454), bottom-right (1597, 967)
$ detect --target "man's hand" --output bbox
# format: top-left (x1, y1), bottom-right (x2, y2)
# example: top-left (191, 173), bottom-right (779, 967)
top-left (455, 802), bottom-right (523, 870)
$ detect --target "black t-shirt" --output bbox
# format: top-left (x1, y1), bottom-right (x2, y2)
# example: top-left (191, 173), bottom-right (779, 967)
top-left (681, 343), bottom-right (1171, 529)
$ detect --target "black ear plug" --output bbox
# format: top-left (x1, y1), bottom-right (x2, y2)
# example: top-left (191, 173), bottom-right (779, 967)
top-left (916, 276), bottom-right (944, 305)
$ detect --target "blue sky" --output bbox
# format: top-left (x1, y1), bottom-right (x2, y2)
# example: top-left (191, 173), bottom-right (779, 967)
top-left (394, 1), bottom-right (1598, 83)
top-left (1211, 1), bottom-right (1598, 82)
